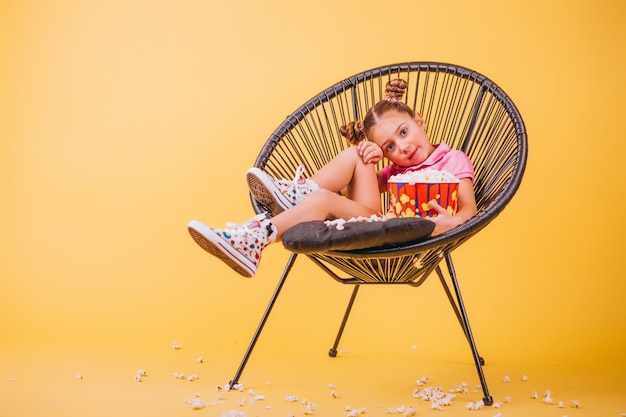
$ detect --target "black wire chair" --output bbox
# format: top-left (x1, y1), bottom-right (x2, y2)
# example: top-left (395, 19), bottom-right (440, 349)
top-left (227, 62), bottom-right (527, 405)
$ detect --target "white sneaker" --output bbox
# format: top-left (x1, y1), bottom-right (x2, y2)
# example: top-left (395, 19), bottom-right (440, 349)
top-left (246, 165), bottom-right (319, 214)
top-left (187, 214), bottom-right (276, 278)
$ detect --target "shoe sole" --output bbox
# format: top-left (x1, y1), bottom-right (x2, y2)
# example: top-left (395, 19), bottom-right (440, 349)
top-left (187, 221), bottom-right (255, 278)
top-left (246, 168), bottom-right (292, 214)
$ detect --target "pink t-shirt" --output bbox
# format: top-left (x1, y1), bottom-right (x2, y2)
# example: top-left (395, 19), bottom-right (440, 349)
top-left (379, 142), bottom-right (475, 184)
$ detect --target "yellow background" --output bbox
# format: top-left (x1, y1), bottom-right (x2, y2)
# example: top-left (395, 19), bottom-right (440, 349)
top-left (1, 0), bottom-right (624, 416)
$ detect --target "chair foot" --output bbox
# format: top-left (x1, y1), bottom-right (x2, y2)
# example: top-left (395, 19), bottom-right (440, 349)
top-left (483, 396), bottom-right (494, 406)
top-left (328, 348), bottom-right (337, 357)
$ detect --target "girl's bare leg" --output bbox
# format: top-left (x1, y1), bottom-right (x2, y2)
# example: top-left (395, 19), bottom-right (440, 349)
top-left (309, 146), bottom-right (380, 212)
top-left (270, 189), bottom-right (380, 241)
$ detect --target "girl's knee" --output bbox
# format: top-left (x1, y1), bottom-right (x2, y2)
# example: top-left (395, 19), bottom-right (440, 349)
top-left (339, 145), bottom-right (361, 161)
top-left (309, 188), bottom-right (337, 202)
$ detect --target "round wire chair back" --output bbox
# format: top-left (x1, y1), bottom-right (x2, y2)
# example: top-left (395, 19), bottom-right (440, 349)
top-left (251, 62), bottom-right (527, 284)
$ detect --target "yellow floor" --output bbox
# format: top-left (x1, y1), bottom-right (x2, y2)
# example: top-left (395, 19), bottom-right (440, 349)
top-left (1, 320), bottom-right (624, 417)
top-left (1, 349), bottom-right (623, 417)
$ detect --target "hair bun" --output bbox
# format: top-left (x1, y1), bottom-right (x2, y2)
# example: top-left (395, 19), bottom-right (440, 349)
top-left (340, 121), bottom-right (366, 145)
top-left (385, 78), bottom-right (407, 101)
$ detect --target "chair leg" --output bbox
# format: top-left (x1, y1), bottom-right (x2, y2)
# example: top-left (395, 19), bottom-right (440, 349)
top-left (228, 253), bottom-right (298, 388)
top-left (328, 285), bottom-right (360, 357)
top-left (435, 266), bottom-right (482, 364)
top-left (440, 253), bottom-right (493, 406)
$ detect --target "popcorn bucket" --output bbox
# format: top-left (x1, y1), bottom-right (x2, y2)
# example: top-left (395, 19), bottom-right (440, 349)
top-left (388, 179), bottom-right (460, 218)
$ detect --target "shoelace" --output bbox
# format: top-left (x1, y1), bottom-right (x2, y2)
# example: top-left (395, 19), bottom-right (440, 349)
top-left (290, 164), bottom-right (306, 185)
top-left (225, 212), bottom-right (268, 233)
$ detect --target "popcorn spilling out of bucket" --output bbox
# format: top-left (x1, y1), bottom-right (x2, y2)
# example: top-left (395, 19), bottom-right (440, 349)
top-left (388, 169), bottom-right (460, 218)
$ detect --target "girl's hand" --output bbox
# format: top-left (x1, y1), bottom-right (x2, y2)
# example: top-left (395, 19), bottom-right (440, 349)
top-left (357, 141), bottom-right (383, 164)
top-left (428, 200), bottom-right (463, 236)
top-left (429, 178), bottom-right (477, 236)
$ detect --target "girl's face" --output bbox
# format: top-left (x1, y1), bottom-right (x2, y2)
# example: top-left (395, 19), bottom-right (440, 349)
top-left (368, 110), bottom-right (434, 167)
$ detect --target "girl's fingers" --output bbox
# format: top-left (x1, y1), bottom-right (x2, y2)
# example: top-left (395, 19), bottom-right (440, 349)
top-left (429, 200), bottom-right (447, 214)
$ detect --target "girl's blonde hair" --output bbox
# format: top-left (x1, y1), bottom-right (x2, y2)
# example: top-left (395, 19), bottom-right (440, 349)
top-left (340, 79), bottom-right (415, 145)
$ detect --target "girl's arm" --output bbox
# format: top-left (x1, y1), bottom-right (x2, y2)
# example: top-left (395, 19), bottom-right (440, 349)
top-left (357, 141), bottom-right (388, 193)
top-left (376, 171), bottom-right (388, 194)
top-left (428, 177), bottom-right (477, 236)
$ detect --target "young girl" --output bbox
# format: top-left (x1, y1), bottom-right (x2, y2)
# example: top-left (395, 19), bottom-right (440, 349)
top-left (187, 79), bottom-right (477, 278)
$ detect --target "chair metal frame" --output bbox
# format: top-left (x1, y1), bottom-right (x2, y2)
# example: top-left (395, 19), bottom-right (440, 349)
top-left (226, 62), bottom-right (527, 406)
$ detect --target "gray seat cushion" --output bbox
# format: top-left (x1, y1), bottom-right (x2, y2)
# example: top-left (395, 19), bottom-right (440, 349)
top-left (281, 217), bottom-right (435, 253)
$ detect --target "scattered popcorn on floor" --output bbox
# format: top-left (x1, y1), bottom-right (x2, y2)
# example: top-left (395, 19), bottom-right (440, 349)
top-left (413, 385), bottom-right (456, 410)
top-left (220, 410), bottom-right (247, 417)
top-left (171, 341), bottom-right (183, 350)
top-left (284, 395), bottom-right (299, 402)
top-left (187, 374), bottom-right (199, 381)
top-left (449, 381), bottom-right (469, 394)
top-left (250, 395), bottom-right (265, 404)
top-left (76, 374), bottom-right (83, 380)
top-left (504, 396), bottom-right (511, 403)
top-left (134, 374), bottom-right (142, 382)
top-left (542, 390), bottom-right (554, 404)
top-left (411, 345), bottom-right (418, 350)
top-left (571, 400), bottom-right (581, 408)
top-left (386, 405), bottom-right (405, 413)
top-left (558, 401), bottom-right (564, 408)
top-left (8, 377), bottom-right (14, 382)
top-left (531, 391), bottom-right (538, 399)
top-left (196, 356), bottom-right (203, 363)
top-left (503, 375), bottom-right (510, 383)
top-left (386, 405), bottom-right (417, 416)
top-left (404, 407), bottom-right (417, 416)
top-left (465, 400), bottom-right (484, 410)
top-left (183, 398), bottom-right (208, 410)
top-left (173, 372), bottom-right (185, 379)
top-left (227, 383), bottom-right (244, 391)
top-left (493, 401), bottom-right (503, 408)
top-left (330, 390), bottom-right (339, 398)
top-left (303, 401), bottom-right (317, 415)
top-left (346, 406), bottom-right (367, 416)
top-left (415, 376), bottom-right (430, 386)
top-left (521, 374), bottom-right (528, 381)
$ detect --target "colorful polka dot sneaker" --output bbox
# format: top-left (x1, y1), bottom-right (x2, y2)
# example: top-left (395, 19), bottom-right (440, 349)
top-left (187, 213), bottom-right (276, 278)
top-left (246, 164), bottom-right (319, 214)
